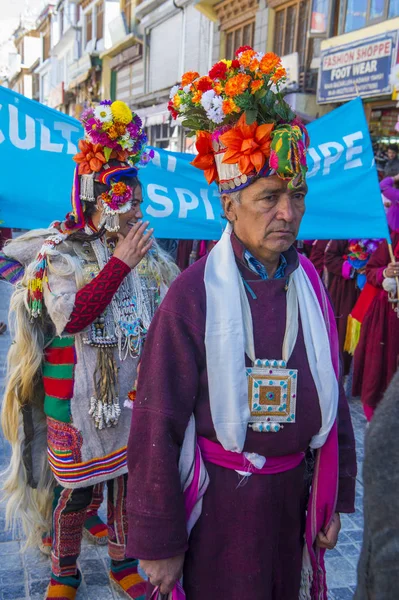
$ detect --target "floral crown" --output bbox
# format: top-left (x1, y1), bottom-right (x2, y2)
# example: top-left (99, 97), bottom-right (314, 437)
top-left (169, 46), bottom-right (309, 193)
top-left (68, 100), bottom-right (153, 231)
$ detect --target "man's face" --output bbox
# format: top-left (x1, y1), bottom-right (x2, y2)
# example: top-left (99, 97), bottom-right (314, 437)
top-left (223, 176), bottom-right (307, 262)
top-left (387, 149), bottom-right (397, 161)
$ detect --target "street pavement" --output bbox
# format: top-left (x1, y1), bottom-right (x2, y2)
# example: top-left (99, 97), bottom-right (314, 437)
top-left (0, 279), bottom-right (365, 600)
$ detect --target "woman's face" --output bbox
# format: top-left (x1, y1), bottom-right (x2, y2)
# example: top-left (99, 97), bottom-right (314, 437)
top-left (95, 180), bottom-right (144, 237)
top-left (117, 184), bottom-right (144, 237)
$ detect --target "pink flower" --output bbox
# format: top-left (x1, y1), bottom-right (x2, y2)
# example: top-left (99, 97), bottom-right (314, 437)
top-left (269, 149), bottom-right (279, 171)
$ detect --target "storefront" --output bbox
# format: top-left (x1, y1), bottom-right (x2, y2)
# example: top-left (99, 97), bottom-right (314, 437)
top-left (318, 19), bottom-right (399, 151)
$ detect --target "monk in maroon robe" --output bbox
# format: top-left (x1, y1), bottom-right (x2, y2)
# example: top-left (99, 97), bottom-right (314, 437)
top-left (352, 232), bottom-right (399, 419)
top-left (325, 240), bottom-right (361, 375)
top-left (309, 239), bottom-right (329, 278)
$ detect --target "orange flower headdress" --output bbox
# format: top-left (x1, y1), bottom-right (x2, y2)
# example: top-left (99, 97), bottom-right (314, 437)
top-left (169, 47), bottom-right (309, 192)
top-left (67, 100), bottom-right (153, 231)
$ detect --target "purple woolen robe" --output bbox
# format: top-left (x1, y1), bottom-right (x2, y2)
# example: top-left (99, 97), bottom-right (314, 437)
top-left (126, 235), bottom-right (357, 600)
top-left (325, 240), bottom-right (360, 376)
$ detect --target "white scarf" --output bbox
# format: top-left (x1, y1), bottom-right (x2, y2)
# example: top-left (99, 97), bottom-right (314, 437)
top-left (204, 223), bottom-right (338, 453)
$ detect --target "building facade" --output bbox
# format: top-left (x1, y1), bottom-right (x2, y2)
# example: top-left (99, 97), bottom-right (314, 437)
top-left (317, 2), bottom-right (399, 144)
top-left (35, 4), bottom-right (57, 105)
top-left (130, 0), bottom-right (214, 152)
top-left (7, 24), bottom-right (41, 99)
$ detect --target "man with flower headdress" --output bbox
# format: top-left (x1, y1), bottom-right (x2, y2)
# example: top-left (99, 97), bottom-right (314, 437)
top-left (1, 100), bottom-right (179, 600)
top-left (126, 48), bottom-right (356, 600)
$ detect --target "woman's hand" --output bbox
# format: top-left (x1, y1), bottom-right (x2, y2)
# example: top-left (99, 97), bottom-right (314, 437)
top-left (113, 221), bottom-right (154, 270)
top-left (384, 262), bottom-right (399, 278)
top-left (316, 512), bottom-right (341, 550)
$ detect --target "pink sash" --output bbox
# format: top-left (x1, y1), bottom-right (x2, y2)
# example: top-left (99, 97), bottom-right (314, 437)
top-left (197, 436), bottom-right (304, 474)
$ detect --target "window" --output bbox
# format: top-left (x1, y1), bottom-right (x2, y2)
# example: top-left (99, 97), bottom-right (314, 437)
top-left (274, 1), bottom-right (309, 66)
top-left (389, 0), bottom-right (399, 17)
top-left (96, 1), bottom-right (104, 40)
top-left (339, 0), bottom-right (399, 33)
top-left (123, 0), bottom-right (132, 33)
top-left (75, 4), bottom-right (80, 26)
top-left (225, 21), bottom-right (255, 61)
top-left (85, 11), bottom-right (93, 44)
top-left (43, 28), bottom-right (51, 61)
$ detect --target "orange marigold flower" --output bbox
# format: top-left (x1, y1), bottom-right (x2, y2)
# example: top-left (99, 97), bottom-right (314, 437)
top-left (249, 58), bottom-right (260, 72)
top-left (222, 98), bottom-right (240, 115)
top-left (192, 90), bottom-right (203, 104)
top-left (115, 123), bottom-right (126, 136)
top-left (239, 49), bottom-right (256, 67)
top-left (108, 125), bottom-right (119, 140)
top-left (181, 71), bottom-right (200, 87)
top-left (128, 390), bottom-right (136, 402)
top-left (259, 52), bottom-right (281, 74)
top-left (214, 82), bottom-right (223, 95)
top-left (112, 182), bottom-right (128, 196)
top-left (251, 80), bottom-right (263, 94)
top-left (271, 66), bottom-right (287, 83)
top-left (225, 73), bottom-right (251, 97)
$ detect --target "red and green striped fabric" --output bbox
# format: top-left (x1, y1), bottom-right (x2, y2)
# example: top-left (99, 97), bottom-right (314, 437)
top-left (43, 337), bottom-right (76, 423)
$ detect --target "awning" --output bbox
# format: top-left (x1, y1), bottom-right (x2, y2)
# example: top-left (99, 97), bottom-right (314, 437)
top-left (134, 103), bottom-right (170, 126)
top-left (68, 69), bottom-right (91, 90)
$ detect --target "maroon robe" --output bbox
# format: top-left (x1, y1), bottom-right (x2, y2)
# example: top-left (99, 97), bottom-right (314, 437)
top-left (325, 240), bottom-right (361, 375)
top-left (352, 233), bottom-right (399, 411)
top-left (126, 236), bottom-right (356, 600)
top-left (309, 240), bottom-right (329, 278)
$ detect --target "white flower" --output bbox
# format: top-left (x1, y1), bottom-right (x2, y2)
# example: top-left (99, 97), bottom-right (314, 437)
top-left (183, 85), bottom-right (191, 94)
top-left (200, 89), bottom-right (216, 111)
top-left (94, 105), bottom-right (112, 122)
top-left (170, 85), bottom-right (180, 99)
top-left (255, 52), bottom-right (264, 62)
top-left (212, 95), bottom-right (223, 110)
top-left (120, 133), bottom-right (133, 150)
top-left (207, 105), bottom-right (224, 125)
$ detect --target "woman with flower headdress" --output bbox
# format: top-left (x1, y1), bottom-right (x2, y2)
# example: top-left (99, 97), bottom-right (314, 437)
top-left (126, 48), bottom-right (356, 600)
top-left (1, 100), bottom-right (179, 600)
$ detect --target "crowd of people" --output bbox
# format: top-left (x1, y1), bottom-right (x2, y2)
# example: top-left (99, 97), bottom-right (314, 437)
top-left (0, 46), bottom-right (398, 600)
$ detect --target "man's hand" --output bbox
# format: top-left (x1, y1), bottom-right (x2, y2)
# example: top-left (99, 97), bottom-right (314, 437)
top-left (384, 262), bottom-right (399, 278)
top-left (113, 221), bottom-right (154, 270)
top-left (139, 554), bottom-right (185, 594)
top-left (316, 512), bottom-right (341, 550)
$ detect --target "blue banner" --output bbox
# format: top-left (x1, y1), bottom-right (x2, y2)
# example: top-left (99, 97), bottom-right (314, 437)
top-left (0, 86), bottom-right (389, 240)
top-left (318, 31), bottom-right (397, 104)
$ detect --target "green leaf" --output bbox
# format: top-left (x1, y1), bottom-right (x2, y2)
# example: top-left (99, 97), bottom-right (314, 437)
top-left (255, 89), bottom-right (267, 100)
top-left (259, 89), bottom-right (273, 108)
top-left (245, 109), bottom-right (257, 125)
top-left (104, 146), bottom-right (112, 162)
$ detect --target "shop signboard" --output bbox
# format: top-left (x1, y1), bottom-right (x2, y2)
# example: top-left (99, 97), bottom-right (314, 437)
top-left (318, 31), bottom-right (397, 104)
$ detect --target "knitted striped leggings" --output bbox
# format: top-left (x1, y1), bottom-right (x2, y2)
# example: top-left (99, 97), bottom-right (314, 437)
top-left (52, 474), bottom-right (128, 578)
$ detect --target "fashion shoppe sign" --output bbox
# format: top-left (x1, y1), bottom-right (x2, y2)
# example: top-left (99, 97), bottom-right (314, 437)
top-left (0, 87), bottom-right (389, 240)
top-left (318, 31), bottom-right (397, 104)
